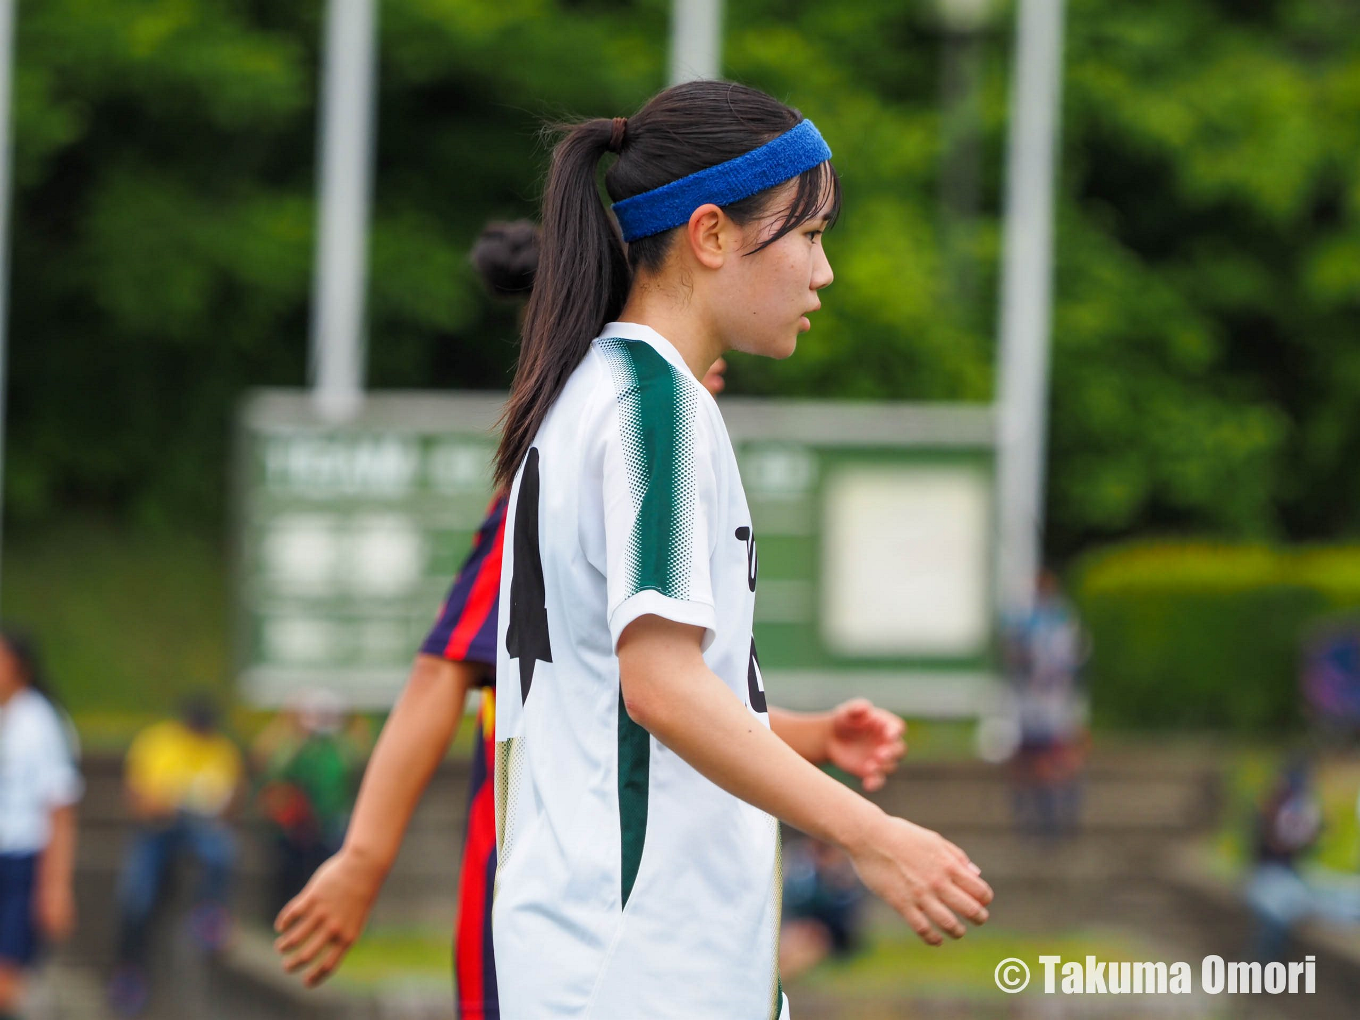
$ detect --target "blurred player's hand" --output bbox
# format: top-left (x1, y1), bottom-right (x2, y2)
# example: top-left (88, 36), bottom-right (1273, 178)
top-left (274, 849), bottom-right (383, 987)
top-left (826, 698), bottom-right (907, 792)
top-left (849, 817), bottom-right (992, 946)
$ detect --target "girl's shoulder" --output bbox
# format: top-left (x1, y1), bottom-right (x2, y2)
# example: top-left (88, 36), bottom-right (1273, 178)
top-left (14, 687), bottom-right (57, 725)
top-left (590, 335), bottom-right (716, 433)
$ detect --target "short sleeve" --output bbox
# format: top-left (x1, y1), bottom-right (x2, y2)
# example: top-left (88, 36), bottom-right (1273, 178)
top-left (598, 342), bottom-right (719, 653)
top-left (34, 702), bottom-right (83, 808)
top-left (420, 493), bottom-right (508, 671)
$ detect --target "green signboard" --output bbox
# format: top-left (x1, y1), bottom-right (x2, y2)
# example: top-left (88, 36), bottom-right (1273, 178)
top-left (237, 390), bottom-right (998, 714)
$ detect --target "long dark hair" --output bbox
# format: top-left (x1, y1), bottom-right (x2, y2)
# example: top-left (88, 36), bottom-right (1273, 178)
top-left (493, 80), bottom-right (841, 488)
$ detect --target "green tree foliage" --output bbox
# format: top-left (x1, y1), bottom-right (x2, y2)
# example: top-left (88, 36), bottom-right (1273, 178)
top-left (5, 0), bottom-right (1360, 556)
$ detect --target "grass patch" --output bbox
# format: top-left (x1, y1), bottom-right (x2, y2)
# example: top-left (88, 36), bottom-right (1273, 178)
top-left (5, 519), bottom-right (231, 734)
top-left (796, 925), bottom-right (1150, 996)
top-left (329, 925), bottom-right (452, 991)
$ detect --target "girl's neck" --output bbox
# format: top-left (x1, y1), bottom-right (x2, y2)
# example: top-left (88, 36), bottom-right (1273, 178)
top-left (616, 283), bottom-right (724, 382)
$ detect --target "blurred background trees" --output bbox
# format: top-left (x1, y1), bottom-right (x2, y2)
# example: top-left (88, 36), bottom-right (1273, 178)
top-left (5, 0), bottom-right (1360, 726)
top-left (9, 0), bottom-right (1360, 550)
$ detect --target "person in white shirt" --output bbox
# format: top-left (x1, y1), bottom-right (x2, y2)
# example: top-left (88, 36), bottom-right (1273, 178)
top-left (0, 628), bottom-right (81, 1020)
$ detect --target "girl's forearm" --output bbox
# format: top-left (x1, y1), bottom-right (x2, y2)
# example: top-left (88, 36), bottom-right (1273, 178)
top-left (340, 655), bottom-right (476, 873)
top-left (620, 627), bottom-right (883, 854)
top-left (40, 803), bottom-right (77, 889)
top-left (767, 706), bottom-right (832, 764)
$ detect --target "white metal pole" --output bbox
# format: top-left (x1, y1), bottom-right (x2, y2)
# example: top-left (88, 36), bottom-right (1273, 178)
top-left (0, 0), bottom-right (16, 612)
top-left (669, 0), bottom-right (723, 84)
top-left (995, 0), bottom-right (1065, 617)
top-left (310, 0), bottom-right (378, 422)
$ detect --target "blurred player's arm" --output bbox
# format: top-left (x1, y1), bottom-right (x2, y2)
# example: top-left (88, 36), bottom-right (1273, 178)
top-left (36, 802), bottom-right (77, 941)
top-left (274, 653), bottom-right (480, 985)
top-left (619, 615), bottom-right (988, 947)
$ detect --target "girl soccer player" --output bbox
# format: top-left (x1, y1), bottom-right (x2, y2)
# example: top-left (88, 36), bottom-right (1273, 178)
top-left (487, 80), bottom-right (990, 1018)
top-left (278, 81), bottom-right (990, 1017)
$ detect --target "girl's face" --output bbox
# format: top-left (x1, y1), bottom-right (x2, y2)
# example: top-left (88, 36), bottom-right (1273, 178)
top-left (713, 182), bottom-right (835, 360)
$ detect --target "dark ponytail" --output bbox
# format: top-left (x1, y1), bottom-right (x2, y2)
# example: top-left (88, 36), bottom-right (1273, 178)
top-left (494, 118), bottom-right (629, 488)
top-left (493, 81), bottom-right (841, 489)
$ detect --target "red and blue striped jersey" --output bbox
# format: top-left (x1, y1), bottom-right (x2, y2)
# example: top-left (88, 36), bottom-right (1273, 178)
top-left (420, 493), bottom-right (507, 1019)
top-left (421, 494), bottom-right (509, 679)
top-left (455, 689), bottom-right (499, 1019)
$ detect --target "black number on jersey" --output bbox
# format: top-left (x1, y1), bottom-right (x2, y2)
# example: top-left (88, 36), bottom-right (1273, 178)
top-left (734, 525), bottom-right (757, 593)
top-left (506, 447), bottom-right (552, 702)
top-left (746, 638), bottom-right (768, 714)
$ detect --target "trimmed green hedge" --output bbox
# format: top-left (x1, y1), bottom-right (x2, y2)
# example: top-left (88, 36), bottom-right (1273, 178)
top-left (1071, 543), bottom-right (1360, 732)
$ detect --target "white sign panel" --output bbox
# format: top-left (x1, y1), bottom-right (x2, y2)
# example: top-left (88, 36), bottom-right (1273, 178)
top-left (821, 466), bottom-right (991, 657)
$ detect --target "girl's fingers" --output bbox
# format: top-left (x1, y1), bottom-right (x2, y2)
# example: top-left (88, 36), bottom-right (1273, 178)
top-left (276, 908), bottom-right (325, 954)
top-left (900, 904), bottom-right (943, 947)
top-left (952, 867), bottom-right (994, 905)
top-left (941, 839), bottom-right (972, 869)
top-left (938, 880), bottom-right (990, 924)
top-left (275, 894), bottom-right (307, 934)
top-left (921, 896), bottom-right (967, 940)
top-left (285, 924), bottom-right (334, 973)
top-left (305, 939), bottom-right (351, 988)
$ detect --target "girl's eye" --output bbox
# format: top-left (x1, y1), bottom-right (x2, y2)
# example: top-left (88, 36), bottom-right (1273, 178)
top-left (806, 230), bottom-right (822, 242)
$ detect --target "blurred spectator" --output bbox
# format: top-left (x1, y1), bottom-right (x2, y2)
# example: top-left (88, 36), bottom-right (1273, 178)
top-left (251, 690), bottom-right (370, 918)
top-left (1245, 756), bottom-right (1325, 961)
top-left (779, 837), bottom-right (865, 981)
top-left (0, 628), bottom-right (81, 1020)
top-left (1004, 570), bottom-right (1090, 839)
top-left (1243, 756), bottom-right (1360, 961)
top-left (107, 696), bottom-right (243, 1016)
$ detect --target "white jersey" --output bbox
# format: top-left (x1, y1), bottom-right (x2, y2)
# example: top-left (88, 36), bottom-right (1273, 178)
top-left (494, 321), bottom-right (787, 1020)
top-left (0, 688), bottom-right (83, 853)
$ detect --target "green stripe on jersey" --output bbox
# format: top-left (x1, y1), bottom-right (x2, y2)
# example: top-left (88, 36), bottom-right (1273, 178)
top-left (597, 337), bottom-right (699, 601)
top-left (617, 689), bottom-right (649, 907)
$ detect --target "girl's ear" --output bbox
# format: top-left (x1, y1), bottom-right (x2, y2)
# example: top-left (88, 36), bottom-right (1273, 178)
top-left (685, 203), bottom-right (735, 270)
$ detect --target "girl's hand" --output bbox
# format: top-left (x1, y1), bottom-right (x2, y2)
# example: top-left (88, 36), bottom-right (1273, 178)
top-left (35, 877), bottom-right (75, 942)
top-left (848, 815), bottom-right (992, 946)
top-left (826, 698), bottom-right (907, 792)
top-left (274, 849), bottom-right (384, 987)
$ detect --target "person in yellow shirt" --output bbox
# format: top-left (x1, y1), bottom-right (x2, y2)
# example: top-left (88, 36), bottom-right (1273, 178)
top-left (107, 697), bottom-right (242, 1016)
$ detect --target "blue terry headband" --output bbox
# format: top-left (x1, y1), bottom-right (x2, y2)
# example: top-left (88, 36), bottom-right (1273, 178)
top-left (611, 119), bottom-right (832, 243)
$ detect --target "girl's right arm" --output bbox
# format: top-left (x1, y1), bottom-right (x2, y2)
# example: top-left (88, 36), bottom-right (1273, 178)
top-left (617, 614), bottom-right (993, 946)
top-left (274, 653), bottom-right (478, 985)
